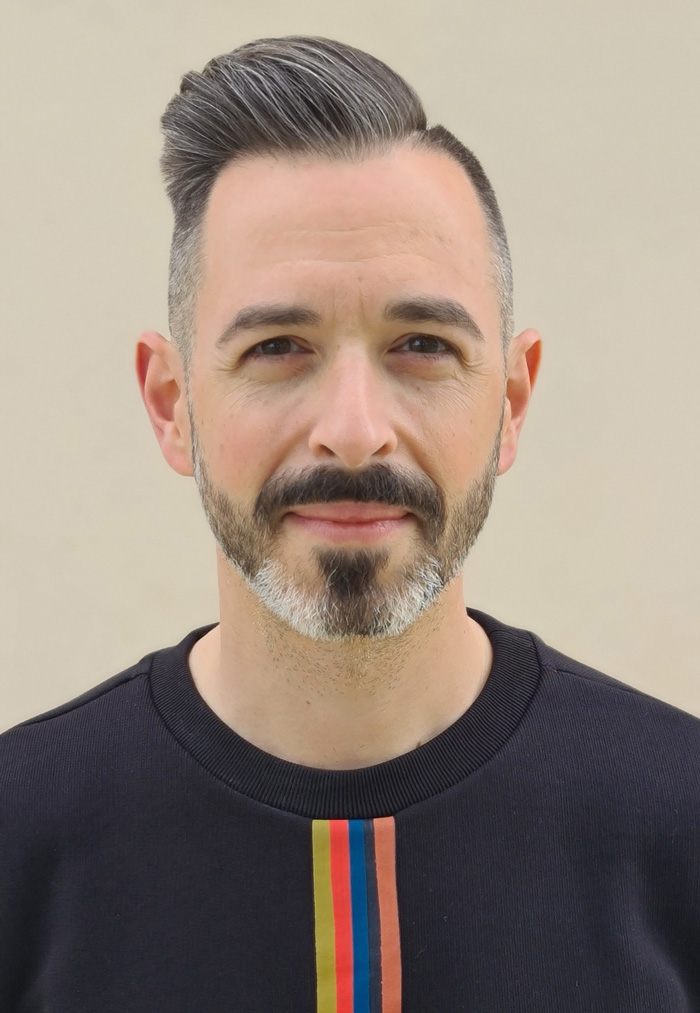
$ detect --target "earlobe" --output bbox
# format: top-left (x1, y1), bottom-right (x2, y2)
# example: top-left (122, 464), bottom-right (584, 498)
top-left (497, 328), bottom-right (542, 476)
top-left (135, 332), bottom-right (194, 477)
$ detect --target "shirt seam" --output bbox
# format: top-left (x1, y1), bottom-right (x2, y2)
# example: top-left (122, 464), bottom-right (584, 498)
top-left (13, 662), bottom-right (153, 729)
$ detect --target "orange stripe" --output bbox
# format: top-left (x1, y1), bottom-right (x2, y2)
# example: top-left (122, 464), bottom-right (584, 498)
top-left (329, 820), bottom-right (354, 1013)
top-left (374, 817), bottom-right (402, 1012)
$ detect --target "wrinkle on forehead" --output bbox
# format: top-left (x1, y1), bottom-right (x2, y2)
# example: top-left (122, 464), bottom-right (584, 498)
top-left (268, 249), bottom-right (456, 267)
top-left (285, 219), bottom-right (443, 237)
top-left (239, 215), bottom-right (455, 248)
top-left (238, 226), bottom-right (462, 271)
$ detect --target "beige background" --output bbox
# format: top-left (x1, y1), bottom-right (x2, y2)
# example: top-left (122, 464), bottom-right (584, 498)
top-left (2, 0), bottom-right (698, 732)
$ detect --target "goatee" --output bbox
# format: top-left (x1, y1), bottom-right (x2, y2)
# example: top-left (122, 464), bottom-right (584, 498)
top-left (190, 419), bottom-right (500, 641)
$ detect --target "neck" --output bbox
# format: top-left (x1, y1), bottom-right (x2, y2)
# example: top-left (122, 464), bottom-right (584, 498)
top-left (188, 559), bottom-right (492, 770)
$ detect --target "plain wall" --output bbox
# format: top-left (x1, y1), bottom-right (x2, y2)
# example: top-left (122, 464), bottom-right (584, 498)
top-left (2, 0), bottom-right (699, 731)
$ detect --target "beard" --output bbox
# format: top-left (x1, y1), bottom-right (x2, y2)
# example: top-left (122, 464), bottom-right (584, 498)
top-left (190, 418), bottom-right (501, 642)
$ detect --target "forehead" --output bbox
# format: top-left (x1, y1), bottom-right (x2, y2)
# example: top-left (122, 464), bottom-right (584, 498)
top-left (198, 145), bottom-right (498, 336)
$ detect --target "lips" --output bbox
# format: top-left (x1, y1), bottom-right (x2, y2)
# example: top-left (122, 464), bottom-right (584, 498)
top-left (286, 501), bottom-right (410, 523)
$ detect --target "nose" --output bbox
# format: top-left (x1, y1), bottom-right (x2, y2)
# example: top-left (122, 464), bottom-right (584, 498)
top-left (307, 348), bottom-right (398, 469)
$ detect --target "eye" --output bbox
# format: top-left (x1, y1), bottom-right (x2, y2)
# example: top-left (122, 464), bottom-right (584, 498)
top-left (398, 334), bottom-right (453, 356)
top-left (247, 336), bottom-right (305, 357)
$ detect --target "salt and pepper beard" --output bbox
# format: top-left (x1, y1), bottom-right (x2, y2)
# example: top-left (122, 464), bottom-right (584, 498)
top-left (189, 409), bottom-right (502, 641)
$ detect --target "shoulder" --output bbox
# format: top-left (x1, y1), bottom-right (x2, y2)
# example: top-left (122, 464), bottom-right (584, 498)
top-left (4, 658), bottom-right (152, 732)
top-left (0, 624), bottom-right (214, 810)
top-left (473, 609), bottom-right (700, 810)
top-left (0, 646), bottom-right (178, 931)
top-left (533, 630), bottom-right (700, 736)
top-left (527, 628), bottom-right (700, 809)
top-left (475, 606), bottom-right (700, 731)
top-left (1, 652), bottom-right (154, 739)
top-left (0, 654), bottom-right (156, 814)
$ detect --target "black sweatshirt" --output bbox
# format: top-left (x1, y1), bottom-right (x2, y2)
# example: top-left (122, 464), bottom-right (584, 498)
top-left (2, 610), bottom-right (699, 1012)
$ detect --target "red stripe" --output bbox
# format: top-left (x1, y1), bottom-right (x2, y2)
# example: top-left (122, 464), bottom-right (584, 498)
top-left (330, 820), bottom-right (354, 1012)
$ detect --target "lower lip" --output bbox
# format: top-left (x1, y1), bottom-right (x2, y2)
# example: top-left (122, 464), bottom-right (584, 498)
top-left (286, 513), bottom-right (412, 543)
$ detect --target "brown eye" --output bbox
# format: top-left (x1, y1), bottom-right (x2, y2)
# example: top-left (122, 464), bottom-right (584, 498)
top-left (402, 335), bottom-right (450, 355)
top-left (250, 337), bottom-right (300, 356)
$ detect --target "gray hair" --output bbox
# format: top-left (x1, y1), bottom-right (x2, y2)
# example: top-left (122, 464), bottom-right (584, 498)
top-left (160, 36), bottom-right (514, 371)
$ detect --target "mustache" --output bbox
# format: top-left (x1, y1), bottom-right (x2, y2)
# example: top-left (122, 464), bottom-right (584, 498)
top-left (254, 463), bottom-right (446, 533)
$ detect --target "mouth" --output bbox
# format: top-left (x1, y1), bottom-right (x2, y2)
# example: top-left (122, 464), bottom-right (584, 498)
top-left (284, 501), bottom-right (413, 542)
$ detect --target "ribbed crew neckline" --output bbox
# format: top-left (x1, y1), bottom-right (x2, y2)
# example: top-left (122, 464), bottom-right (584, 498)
top-left (149, 609), bottom-right (541, 819)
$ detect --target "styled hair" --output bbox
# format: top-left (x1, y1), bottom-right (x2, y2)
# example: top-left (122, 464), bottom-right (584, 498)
top-left (160, 36), bottom-right (513, 370)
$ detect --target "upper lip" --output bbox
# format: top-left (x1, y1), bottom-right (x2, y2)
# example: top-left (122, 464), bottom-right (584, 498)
top-left (287, 501), bottom-right (410, 522)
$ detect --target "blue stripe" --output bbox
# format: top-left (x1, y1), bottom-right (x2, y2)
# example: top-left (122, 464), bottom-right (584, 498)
top-left (349, 818), bottom-right (370, 1013)
top-left (363, 819), bottom-right (382, 1013)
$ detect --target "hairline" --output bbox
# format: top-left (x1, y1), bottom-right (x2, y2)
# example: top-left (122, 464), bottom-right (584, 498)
top-left (169, 139), bottom-right (513, 375)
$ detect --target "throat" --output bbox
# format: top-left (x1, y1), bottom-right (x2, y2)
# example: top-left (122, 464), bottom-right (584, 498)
top-left (188, 601), bottom-right (492, 770)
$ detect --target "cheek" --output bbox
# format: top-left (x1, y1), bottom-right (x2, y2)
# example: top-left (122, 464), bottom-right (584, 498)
top-left (406, 382), bottom-right (502, 484)
top-left (212, 430), bottom-right (261, 483)
top-left (202, 399), bottom-right (300, 492)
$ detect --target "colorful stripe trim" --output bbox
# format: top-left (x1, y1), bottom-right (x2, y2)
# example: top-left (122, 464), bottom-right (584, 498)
top-left (312, 817), bottom-right (401, 1012)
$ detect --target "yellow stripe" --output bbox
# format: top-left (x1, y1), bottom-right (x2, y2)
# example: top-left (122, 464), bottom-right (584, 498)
top-left (312, 820), bottom-right (337, 1013)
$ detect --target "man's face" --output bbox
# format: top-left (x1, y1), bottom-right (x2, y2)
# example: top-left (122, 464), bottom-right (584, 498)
top-left (187, 146), bottom-right (509, 640)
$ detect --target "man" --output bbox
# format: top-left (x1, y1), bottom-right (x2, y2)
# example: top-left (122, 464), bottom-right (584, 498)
top-left (1, 36), bottom-right (698, 1012)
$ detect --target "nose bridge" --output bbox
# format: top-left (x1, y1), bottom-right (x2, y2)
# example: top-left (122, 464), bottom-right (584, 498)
top-left (328, 342), bottom-right (378, 404)
top-left (308, 342), bottom-right (397, 467)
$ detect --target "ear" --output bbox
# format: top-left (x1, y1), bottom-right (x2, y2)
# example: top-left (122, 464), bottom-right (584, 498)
top-left (497, 328), bottom-right (542, 476)
top-left (135, 332), bottom-right (193, 477)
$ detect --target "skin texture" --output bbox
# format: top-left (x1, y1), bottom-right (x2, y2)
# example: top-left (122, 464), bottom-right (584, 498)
top-left (137, 145), bottom-right (541, 769)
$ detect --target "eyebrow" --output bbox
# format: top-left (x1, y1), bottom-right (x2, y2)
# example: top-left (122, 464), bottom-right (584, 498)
top-left (384, 297), bottom-right (485, 342)
top-left (216, 304), bottom-right (322, 347)
top-left (216, 295), bottom-right (485, 347)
